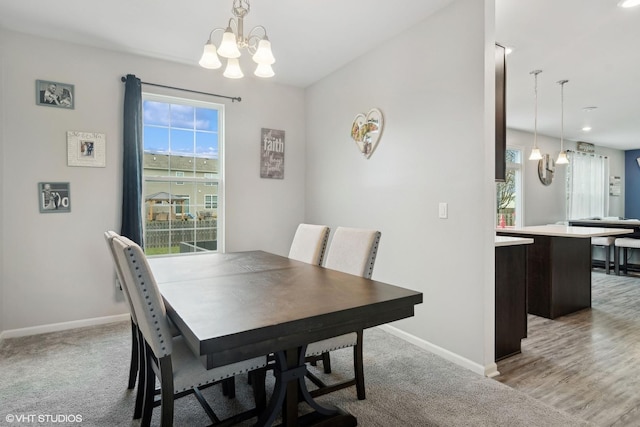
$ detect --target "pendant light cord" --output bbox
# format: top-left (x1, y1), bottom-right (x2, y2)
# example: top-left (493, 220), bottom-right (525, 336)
top-left (532, 70), bottom-right (541, 147)
top-left (558, 79), bottom-right (569, 152)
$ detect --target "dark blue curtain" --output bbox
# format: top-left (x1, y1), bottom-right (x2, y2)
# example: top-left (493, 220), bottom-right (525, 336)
top-left (121, 74), bottom-right (144, 246)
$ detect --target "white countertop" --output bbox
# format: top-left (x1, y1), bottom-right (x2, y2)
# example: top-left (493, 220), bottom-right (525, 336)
top-left (495, 236), bottom-right (534, 247)
top-left (496, 224), bottom-right (632, 238)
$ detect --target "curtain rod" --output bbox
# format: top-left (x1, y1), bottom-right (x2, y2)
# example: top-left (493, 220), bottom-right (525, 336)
top-left (120, 76), bottom-right (241, 102)
top-left (567, 149), bottom-right (608, 159)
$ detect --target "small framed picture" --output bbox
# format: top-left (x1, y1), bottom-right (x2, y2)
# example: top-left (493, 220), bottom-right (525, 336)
top-left (67, 131), bottom-right (106, 167)
top-left (38, 182), bottom-right (71, 213)
top-left (260, 128), bottom-right (285, 179)
top-left (36, 80), bottom-right (74, 109)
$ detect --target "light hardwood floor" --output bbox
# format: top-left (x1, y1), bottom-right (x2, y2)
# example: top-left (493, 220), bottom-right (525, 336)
top-left (495, 270), bottom-right (640, 426)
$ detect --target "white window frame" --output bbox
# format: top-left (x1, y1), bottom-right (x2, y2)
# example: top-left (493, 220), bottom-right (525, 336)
top-left (497, 146), bottom-right (524, 227)
top-left (142, 93), bottom-right (225, 253)
top-left (204, 194), bottom-right (217, 209)
top-left (175, 171), bottom-right (185, 185)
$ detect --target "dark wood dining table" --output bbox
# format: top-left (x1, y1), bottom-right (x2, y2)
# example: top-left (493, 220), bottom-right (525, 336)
top-left (147, 250), bottom-right (423, 426)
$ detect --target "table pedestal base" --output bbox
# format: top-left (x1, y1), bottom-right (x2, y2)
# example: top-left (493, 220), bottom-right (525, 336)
top-left (256, 347), bottom-right (357, 427)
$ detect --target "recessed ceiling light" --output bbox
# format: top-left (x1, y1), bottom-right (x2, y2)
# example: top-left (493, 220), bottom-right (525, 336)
top-left (619, 0), bottom-right (640, 8)
top-left (582, 126), bottom-right (592, 132)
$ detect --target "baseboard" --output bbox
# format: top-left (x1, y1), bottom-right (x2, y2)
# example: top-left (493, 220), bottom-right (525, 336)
top-left (0, 313), bottom-right (129, 341)
top-left (0, 315), bottom-right (500, 378)
top-left (377, 324), bottom-right (499, 378)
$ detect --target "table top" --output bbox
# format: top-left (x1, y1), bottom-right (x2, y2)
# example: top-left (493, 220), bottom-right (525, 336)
top-left (148, 251), bottom-right (423, 368)
top-left (496, 225), bottom-right (632, 238)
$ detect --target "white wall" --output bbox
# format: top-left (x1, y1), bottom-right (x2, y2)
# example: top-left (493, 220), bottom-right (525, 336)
top-left (507, 128), bottom-right (625, 225)
top-left (305, 0), bottom-right (497, 373)
top-left (0, 30), bottom-right (306, 333)
top-left (0, 34), bottom-right (5, 333)
top-left (1, 0), bottom-right (501, 375)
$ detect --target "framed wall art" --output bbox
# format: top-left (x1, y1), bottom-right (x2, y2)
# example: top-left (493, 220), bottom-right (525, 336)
top-left (67, 131), bottom-right (106, 167)
top-left (36, 80), bottom-right (74, 109)
top-left (350, 108), bottom-right (384, 159)
top-left (38, 182), bottom-right (71, 213)
top-left (260, 128), bottom-right (285, 179)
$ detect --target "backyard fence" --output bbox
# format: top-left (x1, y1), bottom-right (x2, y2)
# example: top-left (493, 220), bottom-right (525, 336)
top-left (145, 219), bottom-right (217, 251)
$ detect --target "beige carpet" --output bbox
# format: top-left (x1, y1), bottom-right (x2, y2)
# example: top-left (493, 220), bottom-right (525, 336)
top-left (0, 322), bottom-right (590, 426)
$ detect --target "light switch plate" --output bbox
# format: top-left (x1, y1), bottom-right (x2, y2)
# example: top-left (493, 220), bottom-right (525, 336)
top-left (439, 202), bottom-right (448, 219)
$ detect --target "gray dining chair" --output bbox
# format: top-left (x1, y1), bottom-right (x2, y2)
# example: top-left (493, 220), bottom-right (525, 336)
top-left (288, 223), bottom-right (330, 265)
top-left (305, 226), bottom-right (381, 400)
top-left (110, 234), bottom-right (268, 427)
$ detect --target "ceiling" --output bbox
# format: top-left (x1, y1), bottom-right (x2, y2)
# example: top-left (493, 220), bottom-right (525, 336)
top-left (496, 0), bottom-right (640, 151)
top-left (1, 0), bottom-right (639, 150)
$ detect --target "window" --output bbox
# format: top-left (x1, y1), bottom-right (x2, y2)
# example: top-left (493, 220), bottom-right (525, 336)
top-left (204, 194), bottom-right (217, 209)
top-left (496, 147), bottom-right (523, 227)
top-left (566, 152), bottom-right (609, 219)
top-left (174, 195), bottom-right (190, 216)
top-left (142, 94), bottom-right (223, 255)
top-left (175, 171), bottom-right (185, 185)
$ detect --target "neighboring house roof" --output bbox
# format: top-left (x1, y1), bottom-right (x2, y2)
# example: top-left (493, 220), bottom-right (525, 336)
top-left (145, 192), bottom-right (189, 202)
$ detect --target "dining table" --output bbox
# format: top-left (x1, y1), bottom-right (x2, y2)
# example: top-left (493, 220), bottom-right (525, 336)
top-left (147, 250), bottom-right (423, 426)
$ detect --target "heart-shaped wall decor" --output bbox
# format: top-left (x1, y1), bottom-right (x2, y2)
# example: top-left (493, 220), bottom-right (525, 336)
top-left (350, 108), bottom-right (384, 159)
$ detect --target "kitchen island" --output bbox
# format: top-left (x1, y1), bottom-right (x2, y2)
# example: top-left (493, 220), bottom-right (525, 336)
top-left (496, 225), bottom-right (630, 319)
top-left (495, 236), bottom-right (533, 361)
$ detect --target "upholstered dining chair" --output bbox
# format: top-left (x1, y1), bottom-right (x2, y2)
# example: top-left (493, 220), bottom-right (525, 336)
top-left (305, 227), bottom-right (381, 401)
top-left (111, 234), bottom-right (268, 427)
top-left (106, 230), bottom-right (188, 420)
top-left (103, 230), bottom-right (146, 418)
top-left (288, 223), bottom-right (330, 265)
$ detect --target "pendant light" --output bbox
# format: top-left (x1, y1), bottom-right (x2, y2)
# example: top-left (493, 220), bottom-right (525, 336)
top-left (556, 79), bottom-right (569, 164)
top-left (529, 70), bottom-right (543, 160)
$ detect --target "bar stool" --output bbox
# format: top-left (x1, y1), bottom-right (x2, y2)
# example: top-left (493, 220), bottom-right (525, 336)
top-left (614, 237), bottom-right (640, 275)
top-left (591, 236), bottom-right (616, 274)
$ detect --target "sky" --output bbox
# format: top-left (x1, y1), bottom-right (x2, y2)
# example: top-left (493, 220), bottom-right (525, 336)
top-left (143, 100), bottom-right (219, 158)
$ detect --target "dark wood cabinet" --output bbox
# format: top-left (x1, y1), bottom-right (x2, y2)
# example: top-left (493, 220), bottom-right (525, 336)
top-left (495, 44), bottom-right (506, 182)
top-left (497, 232), bottom-right (592, 319)
top-left (495, 244), bottom-right (527, 361)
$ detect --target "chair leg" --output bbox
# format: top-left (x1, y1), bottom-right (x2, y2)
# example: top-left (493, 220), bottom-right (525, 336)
top-left (159, 357), bottom-right (175, 427)
top-left (222, 377), bottom-right (236, 399)
top-left (354, 331), bottom-right (366, 400)
top-left (605, 245), bottom-right (611, 275)
top-left (322, 352), bottom-right (332, 374)
top-left (141, 344), bottom-right (155, 427)
top-left (615, 246), bottom-right (620, 275)
top-left (128, 320), bottom-right (139, 390)
top-left (251, 368), bottom-right (267, 414)
top-left (133, 328), bottom-right (146, 419)
top-left (624, 247), bottom-right (629, 275)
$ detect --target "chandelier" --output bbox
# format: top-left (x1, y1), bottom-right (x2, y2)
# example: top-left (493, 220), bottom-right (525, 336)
top-left (198, 0), bottom-right (275, 79)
